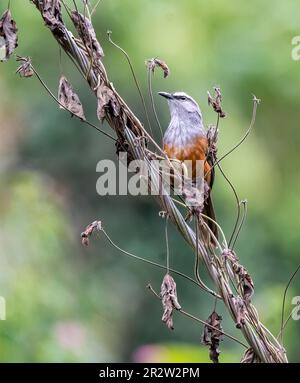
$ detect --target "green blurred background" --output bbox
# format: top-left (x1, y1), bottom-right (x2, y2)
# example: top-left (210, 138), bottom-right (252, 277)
top-left (0, 0), bottom-right (300, 362)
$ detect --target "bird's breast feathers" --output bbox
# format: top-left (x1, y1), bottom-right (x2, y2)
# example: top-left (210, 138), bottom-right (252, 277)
top-left (163, 126), bottom-right (211, 182)
top-left (163, 121), bottom-right (209, 162)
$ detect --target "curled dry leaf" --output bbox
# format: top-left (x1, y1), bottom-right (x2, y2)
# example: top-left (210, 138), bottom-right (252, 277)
top-left (58, 76), bottom-right (86, 120)
top-left (182, 185), bottom-right (205, 211)
top-left (97, 83), bottom-right (120, 122)
top-left (223, 249), bottom-right (254, 304)
top-left (0, 9), bottom-right (18, 62)
top-left (233, 296), bottom-right (246, 328)
top-left (232, 262), bottom-right (254, 304)
top-left (207, 87), bottom-right (226, 118)
top-left (202, 311), bottom-right (223, 363)
top-left (40, 0), bottom-right (63, 29)
top-left (16, 56), bottom-right (34, 78)
top-left (242, 273), bottom-right (254, 304)
top-left (81, 220), bottom-right (102, 246)
top-left (160, 274), bottom-right (181, 330)
top-left (206, 124), bottom-right (218, 161)
top-left (146, 58), bottom-right (170, 78)
top-left (71, 10), bottom-right (104, 61)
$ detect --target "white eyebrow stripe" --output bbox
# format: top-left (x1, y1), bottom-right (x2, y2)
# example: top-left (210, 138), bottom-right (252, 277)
top-left (172, 92), bottom-right (197, 104)
top-left (173, 92), bottom-right (189, 98)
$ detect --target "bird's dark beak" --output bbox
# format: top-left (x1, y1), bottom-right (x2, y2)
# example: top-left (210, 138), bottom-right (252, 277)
top-left (158, 91), bottom-right (173, 100)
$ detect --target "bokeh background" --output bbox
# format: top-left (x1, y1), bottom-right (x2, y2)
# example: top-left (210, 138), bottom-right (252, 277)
top-left (0, 0), bottom-right (300, 362)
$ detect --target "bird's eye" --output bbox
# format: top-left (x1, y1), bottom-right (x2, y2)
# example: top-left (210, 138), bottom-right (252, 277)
top-left (179, 96), bottom-right (186, 101)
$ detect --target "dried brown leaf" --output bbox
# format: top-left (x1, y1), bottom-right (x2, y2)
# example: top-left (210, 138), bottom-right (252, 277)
top-left (41, 0), bottom-right (63, 29)
top-left (207, 87), bottom-right (226, 118)
top-left (243, 273), bottom-right (254, 304)
top-left (182, 185), bottom-right (205, 214)
top-left (206, 124), bottom-right (218, 161)
top-left (202, 311), bottom-right (223, 363)
top-left (161, 274), bottom-right (181, 330)
top-left (232, 262), bottom-right (254, 304)
top-left (16, 56), bottom-right (34, 78)
top-left (58, 76), bottom-right (86, 120)
top-left (146, 58), bottom-right (170, 78)
top-left (0, 9), bottom-right (18, 62)
top-left (97, 83), bottom-right (120, 122)
top-left (233, 296), bottom-right (246, 328)
top-left (81, 220), bottom-right (102, 246)
top-left (71, 10), bottom-right (104, 60)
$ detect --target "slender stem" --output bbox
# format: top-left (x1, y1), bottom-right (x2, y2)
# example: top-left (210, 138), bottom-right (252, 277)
top-left (200, 212), bottom-right (228, 249)
top-left (91, 0), bottom-right (102, 17)
top-left (194, 217), bottom-right (217, 294)
top-left (217, 163), bottom-right (241, 248)
top-left (165, 215), bottom-right (170, 273)
top-left (147, 69), bottom-right (163, 140)
top-left (72, 0), bottom-right (78, 12)
top-left (207, 98), bottom-right (259, 176)
top-left (147, 284), bottom-right (248, 348)
top-left (71, 0), bottom-right (95, 82)
top-left (231, 199), bottom-right (247, 250)
top-left (180, 309), bottom-right (247, 348)
top-left (107, 31), bottom-right (154, 137)
top-left (100, 228), bottom-right (213, 292)
top-left (83, 0), bottom-right (91, 21)
top-left (206, 98), bottom-right (259, 248)
top-left (32, 67), bottom-right (116, 142)
top-left (280, 263), bottom-right (300, 345)
top-left (277, 311), bottom-right (293, 340)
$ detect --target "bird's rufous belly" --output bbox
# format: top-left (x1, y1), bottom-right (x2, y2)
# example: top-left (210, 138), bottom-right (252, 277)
top-left (164, 136), bottom-right (212, 185)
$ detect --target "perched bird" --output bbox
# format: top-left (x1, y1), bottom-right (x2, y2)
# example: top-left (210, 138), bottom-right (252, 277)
top-left (159, 91), bottom-right (218, 242)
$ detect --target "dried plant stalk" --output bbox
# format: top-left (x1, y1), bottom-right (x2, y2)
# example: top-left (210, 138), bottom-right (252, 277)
top-left (30, 0), bottom-right (287, 363)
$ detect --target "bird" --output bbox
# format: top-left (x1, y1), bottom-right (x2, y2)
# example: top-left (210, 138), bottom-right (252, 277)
top-left (159, 91), bottom-right (218, 243)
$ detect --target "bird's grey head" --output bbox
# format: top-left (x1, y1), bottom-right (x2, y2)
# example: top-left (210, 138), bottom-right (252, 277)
top-left (158, 91), bottom-right (203, 124)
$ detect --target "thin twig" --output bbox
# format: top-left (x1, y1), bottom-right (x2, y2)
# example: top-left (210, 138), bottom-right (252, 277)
top-left (280, 263), bottom-right (300, 345)
top-left (194, 216), bottom-right (217, 294)
top-left (71, 0), bottom-right (95, 82)
top-left (277, 311), bottom-right (293, 340)
top-left (206, 97), bottom-right (259, 248)
top-left (165, 214), bottom-right (170, 273)
top-left (147, 68), bottom-right (164, 140)
top-left (83, 0), bottom-right (91, 21)
top-left (100, 228), bottom-right (219, 296)
top-left (107, 31), bottom-right (154, 137)
top-left (200, 212), bottom-right (228, 249)
top-left (91, 0), bottom-right (102, 17)
top-left (207, 96), bottom-right (259, 176)
top-left (147, 283), bottom-right (248, 348)
top-left (32, 67), bottom-right (116, 142)
top-left (231, 199), bottom-right (248, 250)
top-left (217, 163), bottom-right (241, 248)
